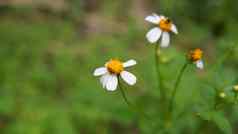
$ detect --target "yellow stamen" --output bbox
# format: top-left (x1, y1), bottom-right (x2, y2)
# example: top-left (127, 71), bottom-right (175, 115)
top-left (188, 49), bottom-right (203, 62)
top-left (106, 59), bottom-right (124, 74)
top-left (159, 18), bottom-right (172, 32)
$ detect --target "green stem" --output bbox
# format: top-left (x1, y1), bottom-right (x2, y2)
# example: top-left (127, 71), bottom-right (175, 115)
top-left (169, 61), bottom-right (189, 113)
top-left (213, 88), bottom-right (219, 110)
top-left (212, 45), bottom-right (234, 70)
top-left (235, 93), bottom-right (238, 101)
top-left (154, 45), bottom-right (166, 100)
top-left (211, 45), bottom-right (234, 87)
top-left (118, 80), bottom-right (131, 107)
top-left (117, 77), bottom-right (155, 124)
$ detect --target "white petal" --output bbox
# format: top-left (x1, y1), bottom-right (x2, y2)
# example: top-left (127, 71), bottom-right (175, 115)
top-left (146, 27), bottom-right (162, 43)
top-left (106, 75), bottom-right (118, 91)
top-left (171, 24), bottom-right (178, 34)
top-left (145, 14), bottom-right (160, 24)
top-left (123, 59), bottom-right (137, 68)
top-left (94, 67), bottom-right (107, 76)
top-left (160, 32), bottom-right (170, 48)
top-left (196, 60), bottom-right (204, 69)
top-left (100, 73), bottom-right (110, 88)
top-left (120, 71), bottom-right (137, 85)
top-left (159, 15), bottom-right (166, 20)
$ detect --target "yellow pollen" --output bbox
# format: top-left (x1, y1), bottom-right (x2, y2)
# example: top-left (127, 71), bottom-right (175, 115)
top-left (188, 48), bottom-right (203, 62)
top-left (106, 59), bottom-right (124, 74)
top-left (159, 19), bottom-right (172, 32)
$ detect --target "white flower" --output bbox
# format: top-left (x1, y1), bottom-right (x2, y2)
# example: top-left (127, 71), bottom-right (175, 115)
top-left (93, 59), bottom-right (137, 91)
top-left (188, 48), bottom-right (204, 69)
top-left (195, 60), bottom-right (204, 69)
top-left (145, 13), bottom-right (178, 47)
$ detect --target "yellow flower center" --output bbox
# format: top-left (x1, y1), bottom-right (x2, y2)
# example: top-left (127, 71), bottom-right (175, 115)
top-left (159, 18), bottom-right (172, 32)
top-left (106, 59), bottom-right (124, 74)
top-left (188, 49), bottom-right (203, 62)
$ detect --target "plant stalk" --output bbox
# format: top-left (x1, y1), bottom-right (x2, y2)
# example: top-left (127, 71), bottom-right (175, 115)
top-left (169, 61), bottom-right (189, 114)
top-left (117, 77), bottom-right (155, 124)
top-left (154, 45), bottom-right (166, 101)
top-left (118, 79), bottom-right (131, 107)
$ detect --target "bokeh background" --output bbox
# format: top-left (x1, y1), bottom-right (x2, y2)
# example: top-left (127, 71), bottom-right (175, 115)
top-left (0, 0), bottom-right (238, 133)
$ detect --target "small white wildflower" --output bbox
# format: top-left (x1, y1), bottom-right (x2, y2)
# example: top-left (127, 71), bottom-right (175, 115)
top-left (188, 48), bottom-right (204, 69)
top-left (145, 13), bottom-right (178, 47)
top-left (93, 59), bottom-right (137, 91)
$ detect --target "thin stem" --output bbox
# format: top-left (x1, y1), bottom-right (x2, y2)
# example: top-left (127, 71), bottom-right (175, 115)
top-left (211, 45), bottom-right (234, 86)
top-left (213, 87), bottom-right (219, 110)
top-left (155, 45), bottom-right (160, 87)
top-left (169, 61), bottom-right (189, 113)
top-left (118, 80), bottom-right (131, 107)
top-left (117, 77), bottom-right (155, 124)
top-left (235, 93), bottom-right (238, 102)
top-left (154, 45), bottom-right (166, 100)
top-left (212, 45), bottom-right (234, 70)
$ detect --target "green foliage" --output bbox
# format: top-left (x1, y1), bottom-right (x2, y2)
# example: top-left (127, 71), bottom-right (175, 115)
top-left (199, 111), bottom-right (232, 134)
top-left (0, 0), bottom-right (237, 133)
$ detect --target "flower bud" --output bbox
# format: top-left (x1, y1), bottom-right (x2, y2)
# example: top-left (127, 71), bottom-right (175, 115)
top-left (233, 85), bottom-right (238, 92)
top-left (219, 92), bottom-right (226, 98)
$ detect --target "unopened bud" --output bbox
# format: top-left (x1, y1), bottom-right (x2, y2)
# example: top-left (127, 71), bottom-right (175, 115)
top-left (219, 92), bottom-right (226, 98)
top-left (233, 85), bottom-right (238, 92)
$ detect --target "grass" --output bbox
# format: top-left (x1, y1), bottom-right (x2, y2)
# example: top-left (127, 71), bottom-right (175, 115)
top-left (0, 6), bottom-right (237, 133)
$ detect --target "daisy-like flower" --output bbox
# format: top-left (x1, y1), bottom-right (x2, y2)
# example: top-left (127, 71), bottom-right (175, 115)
top-left (93, 59), bottom-right (137, 91)
top-left (188, 48), bottom-right (204, 69)
top-left (145, 13), bottom-right (178, 47)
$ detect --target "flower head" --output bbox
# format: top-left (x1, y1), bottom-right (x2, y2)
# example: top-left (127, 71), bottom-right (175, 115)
top-left (93, 59), bottom-right (137, 91)
top-left (145, 13), bottom-right (178, 47)
top-left (233, 85), bottom-right (238, 92)
top-left (187, 48), bottom-right (204, 69)
top-left (219, 92), bottom-right (226, 98)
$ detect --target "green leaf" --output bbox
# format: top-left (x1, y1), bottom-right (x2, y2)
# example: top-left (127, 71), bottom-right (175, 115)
top-left (199, 111), bottom-right (232, 134)
top-left (212, 112), bottom-right (232, 134)
top-left (198, 111), bottom-right (213, 121)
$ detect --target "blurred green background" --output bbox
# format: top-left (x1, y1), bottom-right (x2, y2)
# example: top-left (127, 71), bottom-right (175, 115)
top-left (0, 0), bottom-right (238, 133)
